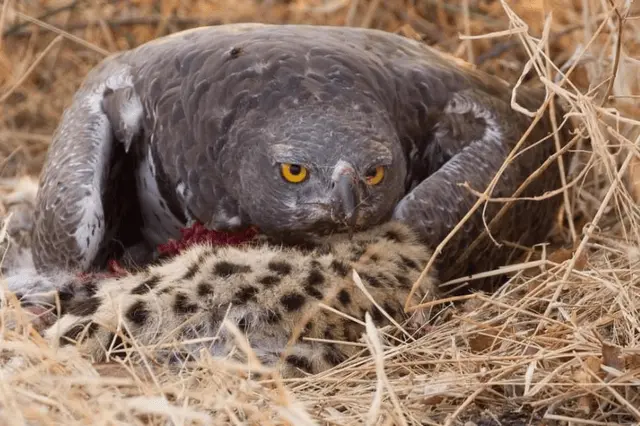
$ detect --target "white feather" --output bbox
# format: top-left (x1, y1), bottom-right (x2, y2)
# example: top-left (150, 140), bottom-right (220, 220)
top-left (71, 66), bottom-right (136, 268)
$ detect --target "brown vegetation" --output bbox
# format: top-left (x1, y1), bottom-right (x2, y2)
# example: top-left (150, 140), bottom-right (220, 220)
top-left (1, 0), bottom-right (639, 424)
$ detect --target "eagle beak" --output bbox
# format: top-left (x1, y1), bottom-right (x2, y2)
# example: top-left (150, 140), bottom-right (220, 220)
top-left (332, 170), bottom-right (360, 231)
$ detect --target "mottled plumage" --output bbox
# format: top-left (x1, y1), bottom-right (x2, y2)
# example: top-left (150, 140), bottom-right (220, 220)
top-left (31, 24), bottom-right (571, 291)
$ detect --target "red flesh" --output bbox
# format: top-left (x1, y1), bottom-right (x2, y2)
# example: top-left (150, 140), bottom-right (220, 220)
top-left (79, 222), bottom-right (259, 279)
top-left (157, 222), bottom-right (258, 256)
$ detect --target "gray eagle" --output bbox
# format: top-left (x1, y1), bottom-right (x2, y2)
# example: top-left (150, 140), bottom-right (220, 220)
top-left (31, 24), bottom-right (571, 293)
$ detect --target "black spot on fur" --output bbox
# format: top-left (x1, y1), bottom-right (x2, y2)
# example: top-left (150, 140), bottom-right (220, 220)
top-left (62, 276), bottom-right (95, 300)
top-left (106, 332), bottom-right (129, 360)
top-left (83, 280), bottom-right (99, 296)
top-left (213, 261), bottom-right (251, 277)
top-left (377, 273), bottom-right (397, 288)
top-left (295, 240), bottom-right (320, 252)
top-left (337, 289), bottom-right (351, 306)
top-left (359, 272), bottom-right (383, 288)
top-left (250, 372), bottom-right (266, 381)
top-left (304, 268), bottom-right (325, 299)
top-left (384, 229), bottom-right (404, 243)
top-left (268, 260), bottom-right (292, 276)
top-left (399, 254), bottom-right (420, 271)
top-left (344, 323), bottom-right (361, 341)
top-left (315, 244), bottom-right (333, 255)
top-left (158, 286), bottom-right (175, 295)
top-left (324, 327), bottom-right (334, 339)
top-left (197, 281), bottom-right (213, 296)
top-left (383, 302), bottom-right (399, 320)
top-left (369, 254), bottom-right (380, 263)
top-left (232, 286), bottom-right (259, 304)
top-left (349, 244), bottom-right (367, 261)
top-left (182, 262), bottom-right (201, 280)
top-left (305, 269), bottom-right (325, 287)
top-left (304, 284), bottom-right (323, 299)
top-left (265, 310), bottom-right (282, 323)
top-left (302, 321), bottom-right (313, 336)
top-left (323, 345), bottom-right (348, 366)
top-left (59, 321), bottom-right (99, 346)
top-left (286, 355), bottom-right (313, 373)
top-left (310, 259), bottom-right (323, 269)
top-left (258, 275), bottom-right (281, 287)
top-left (371, 308), bottom-right (385, 325)
top-left (394, 274), bottom-right (412, 288)
top-left (280, 293), bottom-right (306, 311)
top-left (126, 300), bottom-right (150, 326)
top-left (66, 296), bottom-right (101, 317)
top-left (131, 275), bottom-right (161, 295)
top-left (58, 283), bottom-right (76, 303)
top-left (173, 293), bottom-right (198, 315)
top-left (394, 260), bottom-right (409, 273)
top-left (330, 260), bottom-right (350, 277)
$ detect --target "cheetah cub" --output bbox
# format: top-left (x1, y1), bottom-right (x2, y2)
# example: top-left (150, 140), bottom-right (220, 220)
top-left (22, 222), bottom-right (438, 377)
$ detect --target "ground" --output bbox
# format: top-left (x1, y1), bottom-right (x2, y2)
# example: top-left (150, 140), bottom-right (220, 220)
top-left (1, 0), bottom-right (640, 425)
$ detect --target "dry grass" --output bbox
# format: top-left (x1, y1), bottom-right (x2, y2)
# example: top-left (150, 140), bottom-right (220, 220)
top-left (1, 0), bottom-right (639, 424)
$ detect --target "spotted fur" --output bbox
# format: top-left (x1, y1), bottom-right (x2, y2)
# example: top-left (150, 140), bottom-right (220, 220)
top-left (39, 221), bottom-right (436, 377)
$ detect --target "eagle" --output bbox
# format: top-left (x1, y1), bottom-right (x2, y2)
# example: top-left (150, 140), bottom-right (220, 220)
top-left (31, 24), bottom-right (571, 293)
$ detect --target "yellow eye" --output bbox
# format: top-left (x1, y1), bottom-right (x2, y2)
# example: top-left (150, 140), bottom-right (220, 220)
top-left (280, 163), bottom-right (308, 183)
top-left (365, 166), bottom-right (385, 185)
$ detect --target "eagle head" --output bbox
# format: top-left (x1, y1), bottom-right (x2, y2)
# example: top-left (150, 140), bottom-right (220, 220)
top-left (235, 103), bottom-right (407, 238)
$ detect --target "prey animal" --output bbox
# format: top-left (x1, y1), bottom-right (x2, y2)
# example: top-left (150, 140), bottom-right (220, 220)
top-left (18, 221), bottom-right (437, 378)
top-left (30, 23), bottom-right (571, 292)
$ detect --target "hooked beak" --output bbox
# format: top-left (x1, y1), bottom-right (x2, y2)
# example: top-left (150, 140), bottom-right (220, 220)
top-left (332, 169), bottom-right (360, 231)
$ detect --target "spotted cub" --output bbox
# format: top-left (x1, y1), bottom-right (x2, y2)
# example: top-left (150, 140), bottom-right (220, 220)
top-left (31, 222), bottom-right (437, 377)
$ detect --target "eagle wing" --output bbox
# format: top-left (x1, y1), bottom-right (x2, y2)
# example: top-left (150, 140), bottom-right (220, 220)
top-left (386, 60), bottom-right (571, 292)
top-left (31, 24), bottom-right (270, 272)
top-left (31, 53), bottom-right (141, 272)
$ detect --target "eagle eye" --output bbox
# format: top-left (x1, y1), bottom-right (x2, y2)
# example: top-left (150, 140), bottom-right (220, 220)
top-left (280, 163), bottom-right (308, 183)
top-left (365, 166), bottom-right (385, 185)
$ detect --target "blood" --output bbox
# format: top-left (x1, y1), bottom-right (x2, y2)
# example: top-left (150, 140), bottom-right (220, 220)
top-left (81, 222), bottom-right (259, 279)
top-left (157, 222), bottom-right (258, 257)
